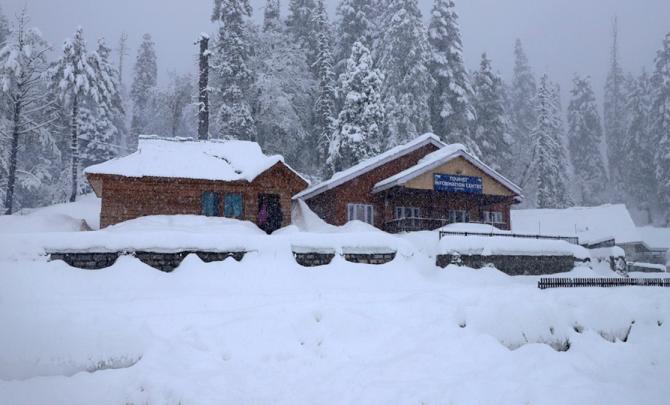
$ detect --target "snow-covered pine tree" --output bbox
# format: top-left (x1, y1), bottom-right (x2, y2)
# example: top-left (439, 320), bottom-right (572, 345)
top-left (252, 0), bottom-right (314, 169)
top-left (81, 38), bottom-right (125, 167)
top-left (0, 12), bottom-right (52, 213)
top-left (651, 33), bottom-right (670, 224)
top-left (567, 75), bottom-right (609, 206)
top-left (471, 53), bottom-right (512, 174)
top-left (130, 33), bottom-right (157, 149)
top-left (549, 82), bottom-right (573, 208)
top-left (312, 0), bottom-right (337, 167)
top-left (263, 0), bottom-right (282, 33)
top-left (335, 0), bottom-right (376, 74)
top-left (622, 71), bottom-right (655, 212)
top-left (531, 75), bottom-right (572, 208)
top-left (327, 41), bottom-right (384, 175)
top-left (286, 0), bottom-right (318, 68)
top-left (211, 0), bottom-right (256, 140)
top-left (47, 27), bottom-right (101, 202)
top-left (603, 18), bottom-right (627, 201)
top-left (0, 5), bottom-right (10, 46)
top-left (427, 0), bottom-right (476, 150)
top-left (377, 0), bottom-right (434, 146)
top-left (146, 73), bottom-right (194, 138)
top-left (509, 39), bottom-right (537, 184)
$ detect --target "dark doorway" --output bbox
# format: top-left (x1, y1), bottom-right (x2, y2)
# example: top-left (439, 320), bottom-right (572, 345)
top-left (258, 194), bottom-right (283, 234)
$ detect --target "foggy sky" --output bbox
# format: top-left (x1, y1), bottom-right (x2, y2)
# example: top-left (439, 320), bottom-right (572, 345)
top-left (4, 0), bottom-right (670, 99)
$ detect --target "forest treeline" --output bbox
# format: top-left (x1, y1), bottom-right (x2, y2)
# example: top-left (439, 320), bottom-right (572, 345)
top-left (1, 0), bottom-right (669, 224)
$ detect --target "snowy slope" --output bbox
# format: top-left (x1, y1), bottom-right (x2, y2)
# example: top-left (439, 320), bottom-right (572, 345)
top-left (0, 194), bottom-right (101, 232)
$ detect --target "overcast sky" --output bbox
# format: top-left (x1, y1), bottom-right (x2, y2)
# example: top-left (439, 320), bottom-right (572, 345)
top-left (4, 0), bottom-right (669, 98)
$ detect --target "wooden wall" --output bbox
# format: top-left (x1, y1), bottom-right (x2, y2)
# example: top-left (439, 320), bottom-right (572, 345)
top-left (90, 162), bottom-right (308, 228)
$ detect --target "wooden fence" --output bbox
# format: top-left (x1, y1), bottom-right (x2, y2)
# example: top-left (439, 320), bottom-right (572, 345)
top-left (538, 277), bottom-right (670, 289)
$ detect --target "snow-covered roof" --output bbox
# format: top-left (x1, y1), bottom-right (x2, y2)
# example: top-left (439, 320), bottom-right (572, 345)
top-left (294, 133), bottom-right (445, 200)
top-left (372, 144), bottom-right (523, 196)
top-left (638, 227), bottom-right (670, 250)
top-left (85, 136), bottom-right (304, 183)
top-left (511, 204), bottom-right (643, 245)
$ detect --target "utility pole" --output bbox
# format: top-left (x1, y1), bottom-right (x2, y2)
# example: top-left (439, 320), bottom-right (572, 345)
top-left (116, 32), bottom-right (128, 86)
top-left (196, 33), bottom-right (210, 140)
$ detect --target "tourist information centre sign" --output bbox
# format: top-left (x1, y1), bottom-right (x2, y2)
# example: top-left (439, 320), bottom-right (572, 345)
top-left (434, 173), bottom-right (483, 194)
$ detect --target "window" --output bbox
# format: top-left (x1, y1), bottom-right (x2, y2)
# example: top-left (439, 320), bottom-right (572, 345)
top-left (201, 192), bottom-right (220, 217)
top-left (448, 210), bottom-right (469, 223)
top-left (347, 203), bottom-right (374, 225)
top-left (483, 211), bottom-right (504, 224)
top-left (224, 193), bottom-right (244, 219)
top-left (395, 207), bottom-right (421, 219)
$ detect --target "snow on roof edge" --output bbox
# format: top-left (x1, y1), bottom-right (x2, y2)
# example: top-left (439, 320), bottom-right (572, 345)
top-left (85, 135), bottom-right (308, 185)
top-left (372, 147), bottom-right (523, 197)
top-left (293, 133), bottom-right (446, 200)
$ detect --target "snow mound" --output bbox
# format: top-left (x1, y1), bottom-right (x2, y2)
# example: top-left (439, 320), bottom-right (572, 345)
top-left (105, 215), bottom-right (266, 235)
top-left (0, 194), bottom-right (100, 232)
top-left (440, 222), bottom-right (512, 234)
top-left (439, 235), bottom-right (588, 259)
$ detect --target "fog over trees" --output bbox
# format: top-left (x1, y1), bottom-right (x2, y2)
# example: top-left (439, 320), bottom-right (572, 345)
top-left (1, 0), bottom-right (669, 224)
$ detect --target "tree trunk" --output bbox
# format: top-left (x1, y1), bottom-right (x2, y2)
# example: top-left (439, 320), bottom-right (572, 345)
top-left (4, 100), bottom-right (22, 214)
top-left (198, 35), bottom-right (210, 140)
top-left (69, 95), bottom-right (79, 203)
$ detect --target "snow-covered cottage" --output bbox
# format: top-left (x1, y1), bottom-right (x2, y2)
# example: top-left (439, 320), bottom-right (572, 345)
top-left (512, 205), bottom-right (668, 267)
top-left (295, 134), bottom-right (523, 232)
top-left (85, 136), bottom-right (309, 232)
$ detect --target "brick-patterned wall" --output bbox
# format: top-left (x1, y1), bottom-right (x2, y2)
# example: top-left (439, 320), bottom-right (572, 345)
top-left (305, 144), bottom-right (516, 230)
top-left (91, 162), bottom-right (308, 228)
top-left (306, 144), bottom-right (440, 227)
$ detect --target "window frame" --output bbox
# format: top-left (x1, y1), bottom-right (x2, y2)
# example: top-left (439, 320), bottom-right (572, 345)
top-left (483, 210), bottom-right (504, 224)
top-left (347, 203), bottom-right (375, 225)
top-left (201, 191), bottom-right (221, 217)
top-left (448, 209), bottom-right (470, 223)
top-left (395, 206), bottom-right (421, 219)
top-left (223, 193), bottom-right (244, 219)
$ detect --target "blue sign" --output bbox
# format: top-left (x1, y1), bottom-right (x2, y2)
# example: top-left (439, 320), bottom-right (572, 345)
top-left (434, 173), bottom-right (483, 194)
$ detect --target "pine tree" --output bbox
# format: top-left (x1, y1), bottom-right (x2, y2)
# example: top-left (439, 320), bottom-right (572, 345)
top-left (531, 75), bottom-right (572, 208)
top-left (549, 82), bottom-right (573, 208)
top-left (0, 12), bottom-right (52, 213)
top-left (377, 0), bottom-right (434, 146)
top-left (263, 0), bottom-right (282, 33)
top-left (603, 18), bottom-right (627, 201)
top-left (211, 0), bottom-right (256, 140)
top-left (335, 0), bottom-right (376, 73)
top-left (197, 33), bottom-right (210, 140)
top-left (312, 0), bottom-right (337, 167)
top-left (130, 33), bottom-right (157, 149)
top-left (622, 71), bottom-right (655, 209)
top-left (509, 39), bottom-right (537, 183)
top-left (286, 0), bottom-right (318, 67)
top-left (0, 5), bottom-right (10, 46)
top-left (47, 27), bottom-right (101, 202)
top-left (427, 0), bottom-right (476, 150)
top-left (328, 41), bottom-right (384, 174)
top-left (651, 33), bottom-right (670, 224)
top-left (471, 53), bottom-right (512, 173)
top-left (567, 75), bottom-right (609, 206)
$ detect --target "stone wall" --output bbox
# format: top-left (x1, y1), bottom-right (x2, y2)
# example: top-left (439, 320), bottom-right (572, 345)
top-left (436, 254), bottom-right (575, 276)
top-left (49, 251), bottom-right (246, 272)
top-left (293, 252), bottom-right (397, 267)
top-left (293, 252), bottom-right (336, 267)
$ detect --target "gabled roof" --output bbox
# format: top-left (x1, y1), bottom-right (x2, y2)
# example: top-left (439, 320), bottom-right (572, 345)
top-left (511, 204), bottom-right (643, 245)
top-left (85, 136), bottom-right (307, 184)
top-left (372, 145), bottom-right (523, 196)
top-left (293, 133), bottom-right (445, 200)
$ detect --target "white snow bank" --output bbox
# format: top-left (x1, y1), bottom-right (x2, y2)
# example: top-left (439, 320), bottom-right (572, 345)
top-left (589, 246), bottom-right (626, 260)
top-left (0, 194), bottom-right (100, 233)
top-left (439, 234), bottom-right (589, 259)
top-left (638, 226), bottom-right (670, 252)
top-left (105, 215), bottom-right (266, 235)
top-left (84, 136), bottom-right (293, 183)
top-left (0, 255), bottom-right (669, 404)
top-left (440, 222), bottom-right (512, 234)
top-left (512, 204), bottom-right (641, 244)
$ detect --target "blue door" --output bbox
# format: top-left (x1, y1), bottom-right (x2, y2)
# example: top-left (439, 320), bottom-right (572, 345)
top-left (201, 192), bottom-right (220, 217)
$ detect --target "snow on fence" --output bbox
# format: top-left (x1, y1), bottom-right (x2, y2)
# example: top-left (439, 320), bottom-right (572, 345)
top-left (439, 230), bottom-right (580, 245)
top-left (538, 278), bottom-right (670, 289)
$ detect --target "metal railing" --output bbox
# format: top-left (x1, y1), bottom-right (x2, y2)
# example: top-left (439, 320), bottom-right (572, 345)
top-left (384, 217), bottom-right (451, 233)
top-left (438, 230), bottom-right (579, 245)
top-left (538, 277), bottom-right (670, 289)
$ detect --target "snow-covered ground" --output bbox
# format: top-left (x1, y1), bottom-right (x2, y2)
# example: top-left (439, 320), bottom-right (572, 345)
top-left (1, 198), bottom-right (669, 404)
